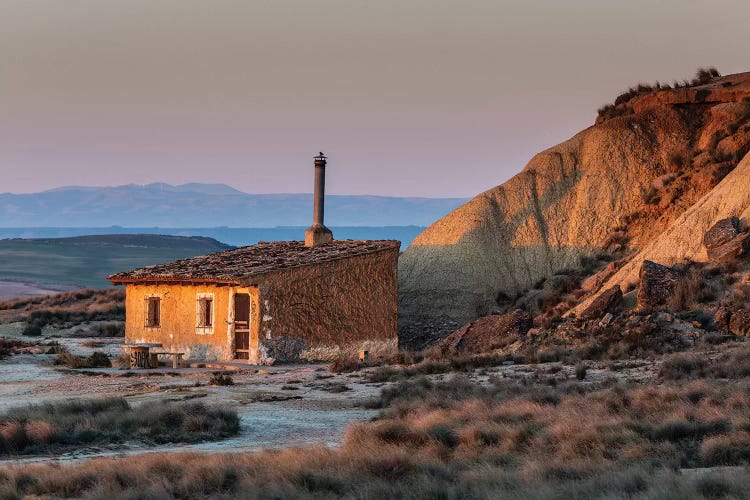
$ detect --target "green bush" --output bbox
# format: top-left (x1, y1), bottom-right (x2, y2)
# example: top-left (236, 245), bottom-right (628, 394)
top-left (208, 372), bottom-right (234, 386)
top-left (575, 362), bottom-right (587, 380)
top-left (54, 348), bottom-right (112, 369)
top-left (692, 67), bottom-right (721, 85)
top-left (21, 323), bottom-right (42, 337)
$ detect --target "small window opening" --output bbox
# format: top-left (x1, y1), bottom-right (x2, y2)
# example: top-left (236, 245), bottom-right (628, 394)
top-left (145, 297), bottom-right (160, 327)
top-left (197, 297), bottom-right (213, 328)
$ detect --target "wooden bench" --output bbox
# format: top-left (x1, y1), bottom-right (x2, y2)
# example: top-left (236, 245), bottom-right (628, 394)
top-left (152, 351), bottom-right (185, 369)
top-left (120, 343), bottom-right (163, 369)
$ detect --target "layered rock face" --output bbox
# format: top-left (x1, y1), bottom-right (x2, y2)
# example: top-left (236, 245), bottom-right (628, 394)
top-left (574, 152), bottom-right (750, 316)
top-left (400, 72), bottom-right (750, 348)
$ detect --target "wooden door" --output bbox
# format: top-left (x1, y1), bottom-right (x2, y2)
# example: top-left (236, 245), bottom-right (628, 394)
top-left (234, 294), bottom-right (251, 360)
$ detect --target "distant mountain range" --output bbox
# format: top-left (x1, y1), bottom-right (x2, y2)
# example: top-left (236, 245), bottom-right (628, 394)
top-left (0, 183), bottom-right (468, 227)
top-left (0, 226), bottom-right (426, 249)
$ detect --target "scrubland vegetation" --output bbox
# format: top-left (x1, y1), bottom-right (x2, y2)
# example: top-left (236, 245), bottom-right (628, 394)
top-left (0, 288), bottom-right (125, 327)
top-left (367, 371), bottom-right (750, 472)
top-left (0, 398), bottom-right (239, 457)
top-left (3, 287), bottom-right (750, 498)
top-left (597, 67), bottom-right (722, 121)
top-left (53, 348), bottom-right (112, 369)
top-left (659, 343), bottom-right (750, 380)
top-left (6, 359), bottom-right (750, 498)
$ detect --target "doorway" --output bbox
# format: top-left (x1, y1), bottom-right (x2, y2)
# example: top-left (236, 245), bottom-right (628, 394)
top-left (234, 293), bottom-right (251, 360)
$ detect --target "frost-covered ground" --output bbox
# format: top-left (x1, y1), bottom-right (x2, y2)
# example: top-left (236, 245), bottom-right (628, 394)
top-left (0, 325), bottom-right (383, 464)
top-left (0, 320), bottom-right (664, 467)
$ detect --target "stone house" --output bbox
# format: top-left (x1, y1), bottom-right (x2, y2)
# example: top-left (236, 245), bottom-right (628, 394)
top-left (108, 154), bottom-right (400, 364)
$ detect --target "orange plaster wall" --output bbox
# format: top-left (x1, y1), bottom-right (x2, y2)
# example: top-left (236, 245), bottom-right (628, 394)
top-left (125, 283), bottom-right (258, 361)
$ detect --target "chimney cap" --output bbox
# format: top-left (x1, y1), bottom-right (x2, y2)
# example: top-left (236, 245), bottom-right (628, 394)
top-left (314, 152), bottom-right (327, 161)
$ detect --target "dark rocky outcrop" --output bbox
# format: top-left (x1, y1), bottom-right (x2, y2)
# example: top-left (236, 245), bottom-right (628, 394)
top-left (637, 261), bottom-right (682, 309)
top-left (729, 308), bottom-right (750, 337)
top-left (708, 233), bottom-right (750, 265)
top-left (436, 309), bottom-right (532, 355)
top-left (703, 217), bottom-right (750, 264)
top-left (579, 285), bottom-right (623, 320)
top-left (714, 306), bottom-right (732, 331)
top-left (704, 217), bottom-right (741, 248)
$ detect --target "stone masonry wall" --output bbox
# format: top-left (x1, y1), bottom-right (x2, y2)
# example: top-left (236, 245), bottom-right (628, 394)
top-left (250, 247), bottom-right (399, 363)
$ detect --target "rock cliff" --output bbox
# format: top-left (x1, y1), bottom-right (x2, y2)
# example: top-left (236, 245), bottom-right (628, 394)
top-left (400, 71), bottom-right (750, 348)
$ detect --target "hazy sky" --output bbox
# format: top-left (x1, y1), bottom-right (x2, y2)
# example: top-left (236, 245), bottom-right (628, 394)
top-left (1, 0), bottom-right (747, 197)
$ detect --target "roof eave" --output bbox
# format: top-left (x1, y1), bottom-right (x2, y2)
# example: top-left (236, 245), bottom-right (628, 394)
top-left (108, 240), bottom-right (401, 286)
top-left (108, 277), bottom-right (241, 287)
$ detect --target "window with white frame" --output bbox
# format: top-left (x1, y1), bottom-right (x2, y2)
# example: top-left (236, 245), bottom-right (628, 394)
top-left (195, 293), bottom-right (215, 334)
top-left (144, 296), bottom-right (161, 328)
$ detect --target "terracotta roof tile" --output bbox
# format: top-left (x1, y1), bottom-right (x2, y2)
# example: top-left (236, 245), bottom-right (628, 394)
top-left (108, 239), bottom-right (400, 284)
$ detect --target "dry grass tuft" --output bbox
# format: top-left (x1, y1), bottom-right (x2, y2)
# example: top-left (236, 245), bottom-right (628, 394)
top-left (7, 373), bottom-right (750, 498)
top-left (329, 350), bottom-right (418, 373)
top-left (0, 398), bottom-right (239, 457)
top-left (0, 338), bottom-right (32, 359)
top-left (54, 348), bottom-right (111, 369)
top-left (0, 288), bottom-right (125, 326)
top-left (364, 352), bottom-right (517, 383)
top-left (660, 344), bottom-right (750, 380)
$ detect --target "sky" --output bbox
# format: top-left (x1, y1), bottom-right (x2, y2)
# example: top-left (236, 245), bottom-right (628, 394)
top-left (1, 0), bottom-right (748, 197)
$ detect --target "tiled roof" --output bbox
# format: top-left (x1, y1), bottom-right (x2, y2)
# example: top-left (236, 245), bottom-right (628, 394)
top-left (108, 240), bottom-right (400, 284)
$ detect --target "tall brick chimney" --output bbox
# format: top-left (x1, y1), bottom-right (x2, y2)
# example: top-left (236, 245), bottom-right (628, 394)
top-left (304, 152), bottom-right (333, 247)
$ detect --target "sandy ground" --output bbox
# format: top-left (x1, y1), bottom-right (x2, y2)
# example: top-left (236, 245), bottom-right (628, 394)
top-left (0, 281), bottom-right (76, 300)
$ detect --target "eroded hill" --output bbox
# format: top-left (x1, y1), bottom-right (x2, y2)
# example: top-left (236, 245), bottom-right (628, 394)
top-left (400, 70), bottom-right (750, 348)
